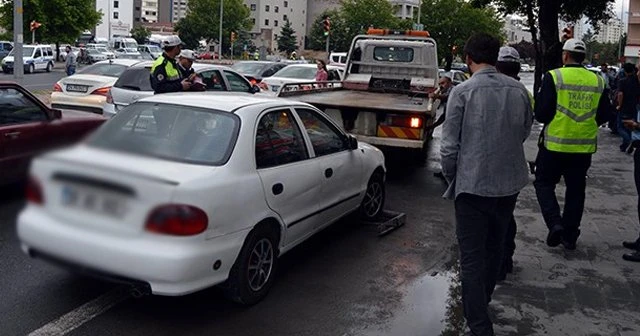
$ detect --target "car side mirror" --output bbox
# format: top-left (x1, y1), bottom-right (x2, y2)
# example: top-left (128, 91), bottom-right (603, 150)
top-left (48, 108), bottom-right (62, 120)
top-left (249, 85), bottom-right (261, 94)
top-left (348, 135), bottom-right (358, 150)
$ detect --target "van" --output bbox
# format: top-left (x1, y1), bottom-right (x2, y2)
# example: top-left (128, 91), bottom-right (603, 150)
top-left (329, 52), bottom-right (347, 66)
top-left (1, 44), bottom-right (54, 74)
top-left (109, 37), bottom-right (141, 57)
top-left (0, 41), bottom-right (13, 59)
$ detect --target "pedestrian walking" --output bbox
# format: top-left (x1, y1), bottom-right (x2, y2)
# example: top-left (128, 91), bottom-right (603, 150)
top-left (315, 60), bottom-right (328, 82)
top-left (150, 35), bottom-right (192, 94)
top-left (495, 46), bottom-right (526, 281)
top-left (64, 46), bottom-right (76, 76)
top-left (621, 118), bottom-right (640, 262)
top-left (440, 33), bottom-right (533, 336)
top-left (533, 38), bottom-right (611, 250)
top-left (616, 63), bottom-right (639, 153)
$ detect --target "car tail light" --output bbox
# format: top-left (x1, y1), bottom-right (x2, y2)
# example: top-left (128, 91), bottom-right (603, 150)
top-left (105, 89), bottom-right (113, 104)
top-left (26, 176), bottom-right (44, 205)
top-left (53, 83), bottom-right (62, 92)
top-left (91, 87), bottom-right (111, 96)
top-left (145, 204), bottom-right (208, 236)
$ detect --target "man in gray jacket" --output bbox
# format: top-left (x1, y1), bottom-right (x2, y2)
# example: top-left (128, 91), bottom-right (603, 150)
top-left (64, 46), bottom-right (77, 76)
top-left (440, 33), bottom-right (533, 336)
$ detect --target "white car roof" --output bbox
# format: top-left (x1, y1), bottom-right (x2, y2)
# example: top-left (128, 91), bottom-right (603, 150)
top-left (284, 63), bottom-right (342, 70)
top-left (138, 92), bottom-right (303, 113)
top-left (131, 61), bottom-right (232, 71)
top-left (94, 59), bottom-right (144, 67)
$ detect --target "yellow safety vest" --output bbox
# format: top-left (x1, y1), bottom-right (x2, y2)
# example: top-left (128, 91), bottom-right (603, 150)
top-left (151, 55), bottom-right (180, 81)
top-left (545, 67), bottom-right (604, 154)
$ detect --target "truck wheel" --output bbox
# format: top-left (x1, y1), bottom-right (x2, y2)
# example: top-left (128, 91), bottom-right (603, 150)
top-left (224, 224), bottom-right (279, 305)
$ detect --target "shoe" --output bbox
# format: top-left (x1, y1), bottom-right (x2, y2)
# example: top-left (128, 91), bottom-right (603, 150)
top-left (561, 239), bottom-right (577, 250)
top-left (623, 240), bottom-right (640, 250)
top-left (546, 225), bottom-right (564, 247)
top-left (622, 251), bottom-right (640, 262)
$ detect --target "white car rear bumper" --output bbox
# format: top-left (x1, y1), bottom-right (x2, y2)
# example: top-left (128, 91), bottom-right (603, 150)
top-left (17, 206), bottom-right (249, 296)
top-left (51, 92), bottom-right (106, 114)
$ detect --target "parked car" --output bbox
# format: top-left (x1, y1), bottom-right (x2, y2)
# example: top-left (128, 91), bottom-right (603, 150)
top-left (0, 40), bottom-right (13, 59)
top-left (329, 52), bottom-right (347, 66)
top-left (86, 49), bottom-right (108, 63)
top-left (103, 62), bottom-right (260, 117)
top-left (17, 92), bottom-right (386, 304)
top-left (51, 59), bottom-right (143, 114)
top-left (0, 82), bottom-right (106, 186)
top-left (438, 69), bottom-right (469, 86)
top-left (231, 61), bottom-right (288, 84)
top-left (138, 45), bottom-right (162, 59)
top-left (197, 51), bottom-right (218, 60)
top-left (260, 64), bottom-right (344, 94)
top-left (2, 44), bottom-right (55, 74)
top-left (96, 47), bottom-right (116, 60)
top-left (520, 64), bottom-right (533, 72)
top-left (60, 47), bottom-right (81, 62)
top-left (451, 62), bottom-right (470, 74)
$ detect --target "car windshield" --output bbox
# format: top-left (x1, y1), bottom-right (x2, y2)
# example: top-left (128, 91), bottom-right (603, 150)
top-left (97, 48), bottom-right (109, 53)
top-left (273, 66), bottom-right (316, 79)
top-left (114, 67), bottom-right (154, 91)
top-left (232, 62), bottom-right (266, 75)
top-left (373, 46), bottom-right (414, 62)
top-left (88, 102), bottom-right (240, 166)
top-left (78, 63), bottom-right (128, 77)
top-left (8, 47), bottom-right (34, 57)
top-left (87, 49), bottom-right (100, 55)
top-left (124, 42), bottom-right (138, 49)
top-left (147, 45), bottom-right (161, 52)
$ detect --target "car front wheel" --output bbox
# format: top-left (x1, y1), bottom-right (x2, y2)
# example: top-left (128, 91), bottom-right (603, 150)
top-left (46, 62), bottom-right (52, 72)
top-left (224, 224), bottom-right (279, 305)
top-left (360, 171), bottom-right (385, 220)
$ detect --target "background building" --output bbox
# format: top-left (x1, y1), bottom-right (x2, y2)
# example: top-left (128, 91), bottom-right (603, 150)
top-left (245, 0), bottom-right (308, 52)
top-left (95, 0), bottom-right (135, 39)
top-left (594, 17), bottom-right (623, 43)
top-left (625, 0), bottom-right (640, 63)
top-left (389, 0), bottom-right (419, 20)
top-left (141, 0), bottom-right (158, 22)
top-left (504, 14), bottom-right (532, 43)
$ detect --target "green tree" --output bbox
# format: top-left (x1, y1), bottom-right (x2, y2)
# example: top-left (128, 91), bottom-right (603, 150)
top-left (174, 0), bottom-right (250, 56)
top-left (0, 0), bottom-right (102, 61)
top-left (510, 40), bottom-right (536, 61)
top-left (174, 18), bottom-right (201, 49)
top-left (472, 0), bottom-right (615, 91)
top-left (419, 0), bottom-right (504, 69)
top-left (130, 25), bottom-right (151, 45)
top-left (341, 0), bottom-right (403, 36)
top-left (277, 20), bottom-right (297, 54)
top-left (308, 10), bottom-right (352, 52)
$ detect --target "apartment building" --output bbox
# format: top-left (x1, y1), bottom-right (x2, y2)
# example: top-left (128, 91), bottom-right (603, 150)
top-left (389, 0), bottom-right (420, 20)
top-left (95, 0), bottom-right (135, 39)
top-left (625, 0), bottom-right (640, 63)
top-left (141, 0), bottom-right (159, 22)
top-left (246, 0), bottom-right (308, 51)
top-left (595, 17), bottom-right (623, 44)
top-left (504, 14), bottom-right (532, 43)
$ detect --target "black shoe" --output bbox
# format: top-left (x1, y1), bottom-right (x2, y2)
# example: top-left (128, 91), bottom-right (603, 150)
top-left (623, 251), bottom-right (640, 262)
top-left (561, 239), bottom-right (577, 250)
top-left (546, 225), bottom-right (564, 247)
top-left (623, 240), bottom-right (640, 250)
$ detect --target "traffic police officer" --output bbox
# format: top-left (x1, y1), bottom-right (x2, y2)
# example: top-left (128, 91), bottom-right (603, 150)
top-left (150, 35), bottom-right (192, 93)
top-left (533, 38), bottom-right (611, 250)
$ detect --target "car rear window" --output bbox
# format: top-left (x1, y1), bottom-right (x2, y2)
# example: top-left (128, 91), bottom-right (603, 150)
top-left (373, 47), bottom-right (414, 62)
top-left (114, 67), bottom-right (154, 91)
top-left (273, 66), bottom-right (316, 80)
top-left (87, 102), bottom-right (240, 166)
top-left (79, 63), bottom-right (128, 77)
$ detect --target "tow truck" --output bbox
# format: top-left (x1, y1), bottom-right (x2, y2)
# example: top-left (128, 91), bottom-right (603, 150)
top-left (277, 29), bottom-right (439, 159)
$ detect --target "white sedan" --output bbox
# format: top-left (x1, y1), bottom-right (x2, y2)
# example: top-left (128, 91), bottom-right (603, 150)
top-left (17, 93), bottom-right (386, 304)
top-left (51, 59), bottom-right (143, 114)
top-left (260, 64), bottom-right (344, 94)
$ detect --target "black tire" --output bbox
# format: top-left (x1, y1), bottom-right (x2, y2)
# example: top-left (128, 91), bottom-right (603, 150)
top-left (2, 69), bottom-right (9, 74)
top-left (360, 171), bottom-right (386, 220)
top-left (224, 225), bottom-right (279, 305)
top-left (46, 62), bottom-right (52, 72)
top-left (27, 64), bottom-right (34, 74)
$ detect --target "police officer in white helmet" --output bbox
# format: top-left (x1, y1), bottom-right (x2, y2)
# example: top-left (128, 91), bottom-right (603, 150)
top-left (149, 35), bottom-right (192, 93)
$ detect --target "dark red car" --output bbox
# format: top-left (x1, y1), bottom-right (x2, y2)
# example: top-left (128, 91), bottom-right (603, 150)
top-left (0, 82), bottom-right (106, 186)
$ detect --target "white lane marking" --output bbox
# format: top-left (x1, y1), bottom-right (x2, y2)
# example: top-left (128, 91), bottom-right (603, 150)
top-left (27, 287), bottom-right (130, 336)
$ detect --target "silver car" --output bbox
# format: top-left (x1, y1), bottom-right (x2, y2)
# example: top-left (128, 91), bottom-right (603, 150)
top-left (103, 62), bottom-right (261, 117)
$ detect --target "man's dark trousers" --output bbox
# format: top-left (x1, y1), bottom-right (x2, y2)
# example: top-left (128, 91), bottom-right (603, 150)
top-left (533, 146), bottom-right (592, 243)
top-left (455, 193), bottom-right (518, 336)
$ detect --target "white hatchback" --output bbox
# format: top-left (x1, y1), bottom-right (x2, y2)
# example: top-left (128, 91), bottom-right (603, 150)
top-left (18, 93), bottom-right (386, 304)
top-left (260, 64), bottom-right (344, 94)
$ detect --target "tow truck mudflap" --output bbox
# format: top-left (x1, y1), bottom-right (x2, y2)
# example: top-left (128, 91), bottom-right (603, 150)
top-left (352, 134), bottom-right (425, 149)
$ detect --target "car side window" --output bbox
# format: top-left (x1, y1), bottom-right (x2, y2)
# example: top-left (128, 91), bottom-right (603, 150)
top-left (255, 109), bottom-right (309, 169)
top-left (295, 108), bottom-right (348, 157)
top-left (200, 70), bottom-right (227, 91)
top-left (34, 49), bottom-right (41, 58)
top-left (223, 70), bottom-right (252, 92)
top-left (0, 88), bottom-right (46, 125)
top-left (4, 43), bottom-right (12, 51)
top-left (47, 48), bottom-right (53, 57)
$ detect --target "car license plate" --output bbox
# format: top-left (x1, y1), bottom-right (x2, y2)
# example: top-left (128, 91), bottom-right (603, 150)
top-left (66, 84), bottom-right (88, 93)
top-left (61, 185), bottom-right (127, 218)
top-left (271, 85), bottom-right (280, 92)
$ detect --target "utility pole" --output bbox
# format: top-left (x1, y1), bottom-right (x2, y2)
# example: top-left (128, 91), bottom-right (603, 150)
top-left (619, 0), bottom-right (626, 62)
top-left (13, 0), bottom-right (24, 81)
top-left (417, 1), bottom-right (421, 25)
top-left (218, 0), bottom-right (223, 59)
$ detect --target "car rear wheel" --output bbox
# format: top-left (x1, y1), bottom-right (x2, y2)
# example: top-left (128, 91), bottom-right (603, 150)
top-left (46, 62), bottom-right (52, 72)
top-left (360, 171), bottom-right (385, 220)
top-left (224, 224), bottom-right (279, 305)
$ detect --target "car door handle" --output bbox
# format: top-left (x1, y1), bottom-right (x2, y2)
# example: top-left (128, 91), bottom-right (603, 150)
top-left (4, 131), bottom-right (21, 138)
top-left (272, 183), bottom-right (284, 195)
top-left (325, 168), bottom-right (333, 178)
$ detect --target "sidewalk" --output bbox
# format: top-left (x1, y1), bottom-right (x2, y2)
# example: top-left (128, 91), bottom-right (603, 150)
top-left (491, 124), bottom-right (640, 335)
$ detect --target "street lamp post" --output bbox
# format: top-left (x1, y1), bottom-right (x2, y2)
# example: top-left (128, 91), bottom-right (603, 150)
top-left (219, 0), bottom-right (223, 59)
top-left (13, 0), bottom-right (24, 81)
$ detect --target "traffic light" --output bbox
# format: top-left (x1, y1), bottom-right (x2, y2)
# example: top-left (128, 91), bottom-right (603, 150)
top-left (30, 20), bottom-right (41, 32)
top-left (323, 17), bottom-right (330, 37)
top-left (230, 32), bottom-right (237, 43)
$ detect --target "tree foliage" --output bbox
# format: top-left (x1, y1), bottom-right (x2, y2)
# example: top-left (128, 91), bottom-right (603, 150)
top-left (419, 0), bottom-right (504, 69)
top-left (510, 40), bottom-right (536, 61)
top-left (174, 0), bottom-right (251, 55)
top-left (0, 0), bottom-right (102, 44)
top-left (130, 26), bottom-right (151, 45)
top-left (308, 9), bottom-right (352, 52)
top-left (277, 20), bottom-right (297, 54)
